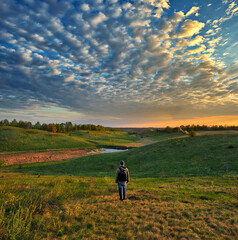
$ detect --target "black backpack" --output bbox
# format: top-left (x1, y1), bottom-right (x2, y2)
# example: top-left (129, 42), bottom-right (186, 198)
top-left (118, 167), bottom-right (127, 181)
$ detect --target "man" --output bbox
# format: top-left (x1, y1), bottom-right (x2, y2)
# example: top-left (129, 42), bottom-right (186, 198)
top-left (115, 160), bottom-right (129, 201)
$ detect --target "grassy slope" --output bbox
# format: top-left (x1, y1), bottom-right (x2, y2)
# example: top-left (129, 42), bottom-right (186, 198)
top-left (1, 133), bottom-right (238, 239)
top-left (0, 127), bottom-right (93, 152)
top-left (71, 130), bottom-right (139, 147)
top-left (6, 134), bottom-right (238, 177)
top-left (0, 127), bottom-right (138, 152)
top-left (138, 131), bottom-right (184, 141)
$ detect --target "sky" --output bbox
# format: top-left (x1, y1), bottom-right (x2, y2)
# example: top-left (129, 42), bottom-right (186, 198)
top-left (0, 0), bottom-right (238, 127)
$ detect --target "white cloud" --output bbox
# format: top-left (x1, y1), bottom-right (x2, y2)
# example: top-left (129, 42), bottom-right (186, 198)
top-left (32, 34), bottom-right (44, 42)
top-left (81, 3), bottom-right (90, 12)
top-left (189, 35), bottom-right (204, 46)
top-left (177, 20), bottom-right (205, 38)
top-left (0, 0), bottom-right (237, 125)
top-left (113, 8), bottom-right (122, 18)
top-left (186, 6), bottom-right (199, 17)
top-left (185, 44), bottom-right (206, 55)
top-left (226, 1), bottom-right (236, 15)
top-left (208, 36), bottom-right (222, 47)
top-left (91, 12), bottom-right (108, 27)
top-left (64, 75), bottom-right (75, 82)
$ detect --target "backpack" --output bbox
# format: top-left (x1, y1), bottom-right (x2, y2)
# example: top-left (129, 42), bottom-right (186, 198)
top-left (118, 167), bottom-right (127, 182)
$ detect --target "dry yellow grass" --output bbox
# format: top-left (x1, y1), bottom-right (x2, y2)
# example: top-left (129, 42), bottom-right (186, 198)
top-left (33, 191), bottom-right (238, 239)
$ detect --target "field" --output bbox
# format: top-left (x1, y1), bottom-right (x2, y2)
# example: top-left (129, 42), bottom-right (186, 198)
top-left (71, 130), bottom-right (140, 147)
top-left (5, 134), bottom-right (238, 178)
top-left (0, 127), bottom-right (92, 152)
top-left (0, 130), bottom-right (238, 239)
top-left (0, 127), bottom-right (142, 153)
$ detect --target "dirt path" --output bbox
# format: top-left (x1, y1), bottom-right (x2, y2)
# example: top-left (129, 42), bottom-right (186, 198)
top-left (0, 148), bottom-right (103, 166)
top-left (124, 137), bottom-right (157, 147)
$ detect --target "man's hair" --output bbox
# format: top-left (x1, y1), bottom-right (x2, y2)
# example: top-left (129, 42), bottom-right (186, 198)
top-left (120, 160), bottom-right (124, 166)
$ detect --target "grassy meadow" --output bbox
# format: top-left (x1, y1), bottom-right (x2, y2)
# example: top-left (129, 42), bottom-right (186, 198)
top-left (0, 130), bottom-right (238, 239)
top-left (71, 130), bottom-right (140, 147)
top-left (0, 127), bottom-right (92, 152)
top-left (0, 173), bottom-right (237, 240)
top-left (0, 127), bottom-right (139, 152)
top-left (5, 133), bottom-right (238, 178)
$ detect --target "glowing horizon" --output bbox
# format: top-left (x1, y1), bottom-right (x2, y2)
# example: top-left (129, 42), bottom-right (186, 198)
top-left (118, 115), bottom-right (238, 128)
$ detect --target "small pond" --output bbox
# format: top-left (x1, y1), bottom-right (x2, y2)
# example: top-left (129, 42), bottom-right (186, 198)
top-left (102, 148), bottom-right (128, 153)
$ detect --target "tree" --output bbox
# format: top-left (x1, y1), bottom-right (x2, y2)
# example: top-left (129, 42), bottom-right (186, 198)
top-left (10, 119), bottom-right (18, 127)
top-left (1, 119), bottom-right (10, 126)
top-left (164, 126), bottom-right (173, 133)
top-left (42, 123), bottom-right (49, 131)
top-left (65, 122), bottom-right (73, 132)
top-left (33, 121), bottom-right (42, 130)
top-left (73, 124), bottom-right (78, 131)
top-left (25, 121), bottom-right (32, 129)
top-left (48, 123), bottom-right (57, 133)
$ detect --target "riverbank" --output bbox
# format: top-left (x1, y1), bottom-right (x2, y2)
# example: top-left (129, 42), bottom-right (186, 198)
top-left (0, 148), bottom-right (101, 166)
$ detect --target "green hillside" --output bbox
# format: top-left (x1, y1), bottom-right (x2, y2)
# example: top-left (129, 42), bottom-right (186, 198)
top-left (6, 133), bottom-right (238, 177)
top-left (0, 127), bottom-right (93, 152)
top-left (1, 133), bottom-right (238, 239)
top-left (0, 127), bottom-right (140, 152)
top-left (71, 129), bottom-right (139, 146)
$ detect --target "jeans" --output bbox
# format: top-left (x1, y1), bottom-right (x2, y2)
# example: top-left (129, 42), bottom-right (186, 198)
top-left (118, 182), bottom-right (126, 197)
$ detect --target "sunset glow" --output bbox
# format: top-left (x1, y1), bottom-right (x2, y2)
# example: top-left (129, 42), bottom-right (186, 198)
top-left (122, 115), bottom-right (238, 128)
top-left (0, 0), bottom-right (238, 127)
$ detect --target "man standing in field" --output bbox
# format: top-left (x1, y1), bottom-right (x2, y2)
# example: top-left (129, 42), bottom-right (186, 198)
top-left (115, 160), bottom-right (129, 201)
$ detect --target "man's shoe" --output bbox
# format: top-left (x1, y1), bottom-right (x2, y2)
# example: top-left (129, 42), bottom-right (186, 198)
top-left (120, 195), bottom-right (123, 201)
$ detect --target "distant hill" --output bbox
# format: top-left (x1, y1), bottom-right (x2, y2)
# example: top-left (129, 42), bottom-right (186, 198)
top-left (0, 126), bottom-right (139, 152)
top-left (0, 126), bottom-right (93, 152)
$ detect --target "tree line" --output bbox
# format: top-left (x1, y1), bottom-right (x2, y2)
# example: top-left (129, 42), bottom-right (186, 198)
top-left (0, 119), bottom-right (121, 133)
top-left (159, 124), bottom-right (238, 133)
top-left (179, 124), bottom-right (238, 131)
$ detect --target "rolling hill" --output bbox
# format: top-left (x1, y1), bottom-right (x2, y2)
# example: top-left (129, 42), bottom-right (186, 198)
top-left (5, 133), bottom-right (238, 178)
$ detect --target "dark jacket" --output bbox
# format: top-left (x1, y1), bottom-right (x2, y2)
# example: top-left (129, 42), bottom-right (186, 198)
top-left (115, 166), bottom-right (129, 183)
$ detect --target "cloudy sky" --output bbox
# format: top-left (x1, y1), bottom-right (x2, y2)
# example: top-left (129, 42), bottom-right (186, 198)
top-left (0, 0), bottom-right (238, 127)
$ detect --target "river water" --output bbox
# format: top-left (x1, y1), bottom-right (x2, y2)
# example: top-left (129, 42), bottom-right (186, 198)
top-left (102, 148), bottom-right (128, 153)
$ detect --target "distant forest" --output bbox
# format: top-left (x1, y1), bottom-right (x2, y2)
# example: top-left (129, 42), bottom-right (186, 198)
top-left (0, 119), bottom-right (121, 133)
top-left (161, 124), bottom-right (238, 133)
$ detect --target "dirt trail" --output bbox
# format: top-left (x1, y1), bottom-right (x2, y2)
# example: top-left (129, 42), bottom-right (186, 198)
top-left (124, 137), bottom-right (156, 147)
top-left (0, 148), bottom-right (102, 166)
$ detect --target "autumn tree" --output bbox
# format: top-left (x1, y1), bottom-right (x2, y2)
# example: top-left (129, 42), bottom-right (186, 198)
top-left (48, 123), bottom-right (57, 133)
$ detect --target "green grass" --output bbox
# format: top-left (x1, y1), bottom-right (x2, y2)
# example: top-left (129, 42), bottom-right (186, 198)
top-left (5, 134), bottom-right (238, 178)
top-left (71, 130), bottom-right (139, 147)
top-left (1, 133), bottom-right (238, 239)
top-left (0, 173), bottom-right (237, 239)
top-left (0, 127), bottom-right (93, 152)
top-left (138, 131), bottom-right (184, 141)
top-left (0, 127), bottom-right (139, 152)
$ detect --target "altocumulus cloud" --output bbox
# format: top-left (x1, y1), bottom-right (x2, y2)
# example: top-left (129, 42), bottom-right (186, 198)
top-left (0, 0), bottom-right (238, 125)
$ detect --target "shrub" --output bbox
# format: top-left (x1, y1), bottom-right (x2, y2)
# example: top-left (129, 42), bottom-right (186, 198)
top-left (228, 144), bottom-right (235, 149)
top-left (189, 130), bottom-right (197, 137)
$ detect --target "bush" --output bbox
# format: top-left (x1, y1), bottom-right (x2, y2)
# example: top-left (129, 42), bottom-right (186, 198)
top-left (189, 130), bottom-right (197, 137)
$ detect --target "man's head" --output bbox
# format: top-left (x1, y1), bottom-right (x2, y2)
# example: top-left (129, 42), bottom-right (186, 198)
top-left (120, 160), bottom-right (124, 166)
